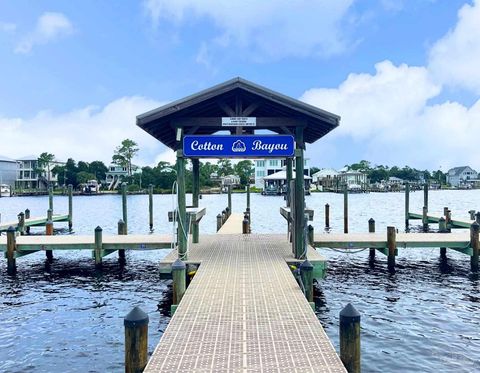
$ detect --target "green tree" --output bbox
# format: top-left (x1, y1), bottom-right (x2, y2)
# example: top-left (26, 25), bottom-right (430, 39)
top-left (234, 160), bottom-right (254, 186)
top-left (51, 165), bottom-right (66, 185)
top-left (310, 166), bottom-right (320, 176)
top-left (65, 158), bottom-right (78, 187)
top-left (217, 159), bottom-right (234, 176)
top-left (112, 139), bottom-right (139, 176)
top-left (37, 152), bottom-right (55, 184)
top-left (88, 161), bottom-right (108, 181)
top-left (77, 171), bottom-right (97, 184)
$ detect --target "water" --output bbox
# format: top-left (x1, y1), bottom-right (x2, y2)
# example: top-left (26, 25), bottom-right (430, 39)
top-left (0, 190), bottom-right (479, 372)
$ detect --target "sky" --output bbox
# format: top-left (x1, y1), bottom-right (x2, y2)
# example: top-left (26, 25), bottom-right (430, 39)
top-left (0, 0), bottom-right (479, 172)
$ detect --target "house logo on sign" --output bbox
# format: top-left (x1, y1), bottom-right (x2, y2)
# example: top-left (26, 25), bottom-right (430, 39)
top-left (232, 140), bottom-right (246, 152)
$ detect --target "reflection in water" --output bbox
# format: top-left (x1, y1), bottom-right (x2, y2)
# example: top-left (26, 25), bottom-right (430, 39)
top-left (0, 190), bottom-right (479, 372)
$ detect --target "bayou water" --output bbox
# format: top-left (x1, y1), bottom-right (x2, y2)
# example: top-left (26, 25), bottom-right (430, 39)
top-left (0, 190), bottom-right (479, 372)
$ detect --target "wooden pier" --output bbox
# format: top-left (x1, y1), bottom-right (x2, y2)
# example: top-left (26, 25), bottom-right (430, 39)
top-left (148, 234), bottom-right (345, 373)
top-left (0, 213), bottom-right (70, 233)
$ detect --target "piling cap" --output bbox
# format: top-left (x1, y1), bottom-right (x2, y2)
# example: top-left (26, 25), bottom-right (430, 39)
top-left (95, 226), bottom-right (102, 232)
top-left (25, 209), bottom-right (30, 213)
top-left (217, 214), bottom-right (222, 218)
top-left (172, 258), bottom-right (186, 271)
top-left (124, 306), bottom-right (149, 327)
top-left (7, 226), bottom-right (15, 233)
top-left (476, 211), bottom-right (480, 218)
top-left (299, 259), bottom-right (313, 271)
top-left (18, 212), bottom-right (24, 217)
top-left (472, 221), bottom-right (480, 231)
top-left (439, 217), bottom-right (445, 222)
top-left (118, 219), bottom-right (125, 224)
top-left (340, 303), bottom-right (361, 323)
top-left (368, 218), bottom-right (375, 223)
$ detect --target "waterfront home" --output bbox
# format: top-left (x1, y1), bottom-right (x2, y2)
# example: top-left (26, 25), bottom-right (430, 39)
top-left (16, 155), bottom-right (59, 190)
top-left (254, 158), bottom-right (309, 188)
top-left (262, 170), bottom-right (312, 195)
top-left (105, 164), bottom-right (141, 190)
top-left (334, 169), bottom-right (369, 192)
top-left (0, 155), bottom-right (18, 189)
top-left (446, 166), bottom-right (478, 187)
top-left (312, 168), bottom-right (339, 191)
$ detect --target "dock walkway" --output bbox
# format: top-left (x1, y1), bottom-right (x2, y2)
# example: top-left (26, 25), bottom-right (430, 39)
top-left (147, 234), bottom-right (345, 373)
top-left (0, 214), bottom-right (70, 232)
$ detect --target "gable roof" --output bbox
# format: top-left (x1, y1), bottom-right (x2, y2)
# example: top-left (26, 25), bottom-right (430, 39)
top-left (137, 77), bottom-right (340, 150)
top-left (448, 166), bottom-right (472, 176)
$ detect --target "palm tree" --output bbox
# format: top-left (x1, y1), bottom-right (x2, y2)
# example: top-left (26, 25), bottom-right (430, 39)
top-left (37, 152), bottom-right (55, 186)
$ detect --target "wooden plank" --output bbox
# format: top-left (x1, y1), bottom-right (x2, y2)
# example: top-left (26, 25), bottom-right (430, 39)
top-left (409, 212), bottom-right (473, 228)
top-left (0, 214), bottom-right (69, 231)
top-left (168, 207), bottom-right (206, 223)
top-left (280, 206), bottom-right (314, 221)
top-left (216, 213), bottom-right (244, 234)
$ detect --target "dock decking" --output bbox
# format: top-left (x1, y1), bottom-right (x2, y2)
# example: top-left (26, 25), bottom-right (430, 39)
top-left (217, 213), bottom-right (245, 234)
top-left (408, 211), bottom-right (474, 229)
top-left (147, 234), bottom-right (345, 373)
top-left (0, 214), bottom-right (70, 232)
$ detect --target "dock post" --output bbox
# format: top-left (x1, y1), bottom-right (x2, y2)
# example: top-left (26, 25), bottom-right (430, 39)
top-left (124, 306), bottom-right (149, 373)
top-left (476, 212), bottom-right (480, 224)
top-left (6, 226), bottom-right (16, 275)
top-left (192, 159), bottom-right (200, 243)
top-left (423, 183), bottom-right (428, 212)
top-left (48, 185), bottom-right (53, 213)
top-left (300, 259), bottom-right (314, 302)
top-left (405, 182), bottom-right (410, 229)
top-left (25, 209), bottom-right (30, 234)
top-left (325, 203), bottom-right (330, 228)
top-left (307, 225), bottom-right (314, 246)
top-left (246, 207), bottom-right (251, 223)
top-left (17, 212), bottom-right (25, 235)
top-left (422, 206), bottom-right (428, 232)
top-left (225, 207), bottom-right (231, 219)
top-left (471, 222), bottom-right (479, 272)
top-left (118, 219), bottom-right (126, 264)
top-left (387, 226), bottom-right (396, 271)
top-left (47, 208), bottom-right (53, 222)
top-left (176, 149), bottom-right (187, 259)
top-left (243, 215), bottom-right (249, 234)
top-left (446, 209), bottom-right (452, 231)
top-left (94, 226), bottom-right (103, 268)
top-left (344, 185), bottom-right (348, 233)
top-left (68, 184), bottom-right (73, 230)
top-left (227, 185), bottom-right (232, 214)
top-left (172, 259), bottom-right (186, 305)
top-left (46, 220), bottom-right (54, 262)
top-left (439, 217), bottom-right (447, 259)
top-left (286, 158), bottom-right (293, 207)
top-left (294, 127), bottom-right (306, 259)
top-left (122, 183), bottom-right (128, 232)
top-left (468, 210), bottom-right (476, 220)
top-left (368, 218), bottom-right (375, 260)
top-left (148, 184), bottom-right (154, 231)
top-left (216, 214), bottom-right (222, 231)
top-left (246, 183), bottom-right (250, 210)
top-left (222, 209), bottom-right (227, 224)
top-left (340, 303), bottom-right (361, 373)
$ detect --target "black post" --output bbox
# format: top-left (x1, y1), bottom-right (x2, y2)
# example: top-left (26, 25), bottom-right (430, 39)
top-left (368, 218), bottom-right (375, 260)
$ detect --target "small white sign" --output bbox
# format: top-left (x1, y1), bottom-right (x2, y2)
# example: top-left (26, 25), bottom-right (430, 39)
top-left (222, 117), bottom-right (256, 127)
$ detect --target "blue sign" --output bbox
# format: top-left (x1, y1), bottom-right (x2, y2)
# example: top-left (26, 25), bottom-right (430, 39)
top-left (183, 135), bottom-right (295, 158)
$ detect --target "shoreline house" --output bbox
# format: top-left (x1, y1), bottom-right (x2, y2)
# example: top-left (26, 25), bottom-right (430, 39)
top-left (254, 158), bottom-right (310, 189)
top-left (447, 166), bottom-right (478, 187)
top-left (16, 155), bottom-right (59, 190)
top-left (0, 155), bottom-right (18, 188)
top-left (334, 168), bottom-right (369, 192)
top-left (262, 170), bottom-right (312, 195)
top-left (105, 164), bottom-right (141, 190)
top-left (312, 168), bottom-right (339, 191)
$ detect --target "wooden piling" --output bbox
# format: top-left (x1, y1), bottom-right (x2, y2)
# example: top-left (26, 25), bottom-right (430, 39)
top-left (246, 184), bottom-right (250, 211)
top-left (172, 259), bottom-right (186, 305)
top-left (46, 220), bottom-right (54, 262)
top-left (122, 183), bottom-right (128, 232)
top-left (422, 206), bottom-right (428, 232)
top-left (48, 186), bottom-right (53, 213)
top-left (423, 183), bottom-right (428, 212)
top-left (216, 214), bottom-right (222, 231)
top-left (308, 225), bottom-right (314, 246)
top-left (344, 186), bottom-right (348, 234)
top-left (68, 184), bottom-right (73, 230)
top-left (387, 226), bottom-right (396, 271)
top-left (192, 159), bottom-right (200, 243)
top-left (148, 184), bottom-right (153, 231)
top-left (294, 127), bottom-right (306, 260)
top-left (47, 208), bottom-right (53, 222)
top-left (124, 306), bottom-right (149, 373)
top-left (469, 210), bottom-right (476, 221)
top-left (286, 158), bottom-right (293, 207)
top-left (225, 207), bottom-right (231, 219)
top-left (470, 222), bottom-right (479, 272)
top-left (340, 303), bottom-right (361, 373)
top-left (118, 219), bottom-right (126, 263)
top-left (439, 217), bottom-right (447, 259)
top-left (476, 212), bottom-right (480, 224)
top-left (25, 209), bottom-right (30, 234)
top-left (446, 209), bottom-right (452, 231)
top-left (227, 185), bottom-right (232, 214)
top-left (405, 182), bottom-right (410, 229)
top-left (242, 216), bottom-right (249, 234)
top-left (18, 212), bottom-right (25, 235)
top-left (325, 203), bottom-right (330, 228)
top-left (300, 260), bottom-right (314, 302)
top-left (222, 209), bottom-right (227, 224)
top-left (94, 226), bottom-right (103, 268)
top-left (6, 226), bottom-right (16, 275)
top-left (368, 218), bottom-right (375, 259)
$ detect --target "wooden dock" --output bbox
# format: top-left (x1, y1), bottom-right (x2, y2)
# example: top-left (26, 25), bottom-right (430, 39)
top-left (217, 213), bottom-right (245, 234)
top-left (0, 214), bottom-right (70, 232)
top-left (147, 234), bottom-right (345, 373)
top-left (408, 211), bottom-right (474, 229)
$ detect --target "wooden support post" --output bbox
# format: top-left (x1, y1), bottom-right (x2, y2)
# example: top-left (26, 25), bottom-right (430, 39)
top-left (176, 150), bottom-right (187, 260)
top-left (46, 219), bottom-right (54, 262)
top-left (470, 222), bottom-right (479, 273)
top-left (405, 182), bottom-right (410, 229)
top-left (307, 225), bottom-right (314, 246)
top-left (124, 306), bottom-right (149, 373)
top-left (216, 214), bottom-right (222, 231)
top-left (148, 184), bottom-right (154, 231)
top-left (422, 206), bottom-right (428, 232)
top-left (286, 158), bottom-right (293, 208)
top-left (344, 186), bottom-right (348, 234)
top-left (25, 209), bottom-right (30, 234)
top-left (246, 207), bottom-right (251, 223)
top-left (468, 210), bottom-right (476, 220)
top-left (289, 179), bottom-right (296, 247)
top-left (222, 209), bottom-right (227, 224)
top-left (122, 183), bottom-right (128, 232)
top-left (294, 127), bottom-right (306, 259)
top-left (446, 209), bottom-right (452, 232)
top-left (227, 185), bottom-right (232, 214)
top-left (368, 218), bottom-right (375, 259)
top-left (225, 207), bottom-right (230, 219)
top-left (387, 226), bottom-right (396, 271)
top-left (476, 212), bottom-right (480, 224)
top-left (48, 185), bottom-right (53, 213)
top-left (118, 219), bottom-right (126, 264)
top-left (243, 215), bottom-right (249, 234)
top-left (17, 212), bottom-right (25, 235)
top-left (423, 183), bottom-right (428, 212)
top-left (340, 303), bottom-right (361, 373)
top-left (68, 184), bottom-right (73, 230)
top-left (439, 217), bottom-right (447, 259)
top-left (192, 159), bottom-right (200, 243)
top-left (172, 259), bottom-right (186, 305)
top-left (246, 183), bottom-right (250, 210)
top-left (6, 226), bottom-right (16, 275)
top-left (300, 260), bottom-right (314, 302)
top-left (94, 226), bottom-right (103, 268)
top-left (47, 208), bottom-right (53, 221)
top-left (325, 203), bottom-right (330, 228)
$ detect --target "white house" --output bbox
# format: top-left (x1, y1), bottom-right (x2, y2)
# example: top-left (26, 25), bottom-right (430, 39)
top-left (254, 158), bottom-right (309, 188)
top-left (447, 166), bottom-right (478, 187)
top-left (0, 155), bottom-right (18, 187)
top-left (16, 155), bottom-right (59, 190)
top-left (312, 168), bottom-right (339, 191)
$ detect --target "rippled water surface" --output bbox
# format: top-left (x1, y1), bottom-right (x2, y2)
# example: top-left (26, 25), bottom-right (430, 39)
top-left (0, 190), bottom-right (479, 372)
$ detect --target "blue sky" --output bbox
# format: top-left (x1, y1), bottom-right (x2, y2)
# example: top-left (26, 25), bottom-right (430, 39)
top-left (0, 0), bottom-right (479, 172)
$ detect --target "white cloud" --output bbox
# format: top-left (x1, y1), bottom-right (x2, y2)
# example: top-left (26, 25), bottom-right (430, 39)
top-left (0, 96), bottom-right (169, 167)
top-left (15, 12), bottom-right (74, 54)
top-left (428, 0), bottom-right (480, 93)
top-left (0, 22), bottom-right (16, 33)
top-left (143, 0), bottom-right (354, 60)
